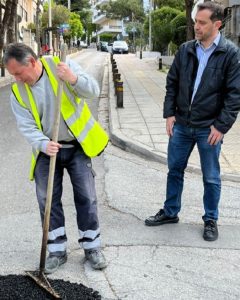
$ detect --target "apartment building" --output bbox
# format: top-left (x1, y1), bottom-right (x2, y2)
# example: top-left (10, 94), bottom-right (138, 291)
top-left (90, 0), bottom-right (125, 42)
top-left (1, 0), bottom-right (40, 51)
top-left (17, 0), bottom-right (39, 49)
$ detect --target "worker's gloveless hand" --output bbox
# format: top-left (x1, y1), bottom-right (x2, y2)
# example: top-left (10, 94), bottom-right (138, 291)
top-left (56, 62), bottom-right (78, 85)
top-left (207, 125), bottom-right (224, 145)
top-left (46, 141), bottom-right (62, 156)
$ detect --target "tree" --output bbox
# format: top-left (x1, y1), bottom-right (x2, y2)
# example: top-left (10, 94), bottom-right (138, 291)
top-left (185, 0), bottom-right (194, 40)
top-left (36, 0), bottom-right (44, 57)
top-left (69, 13), bottom-right (83, 38)
top-left (154, 0), bottom-right (185, 11)
top-left (170, 12), bottom-right (187, 47)
top-left (146, 6), bottom-right (180, 53)
top-left (63, 12), bottom-right (83, 44)
top-left (0, 0), bottom-right (18, 60)
top-left (55, 0), bottom-right (90, 12)
top-left (6, 0), bottom-right (17, 43)
top-left (100, 0), bottom-right (145, 22)
top-left (55, 0), bottom-right (93, 44)
top-left (41, 3), bottom-right (70, 29)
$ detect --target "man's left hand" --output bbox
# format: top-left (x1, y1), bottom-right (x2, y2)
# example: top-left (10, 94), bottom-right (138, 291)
top-left (207, 125), bottom-right (224, 145)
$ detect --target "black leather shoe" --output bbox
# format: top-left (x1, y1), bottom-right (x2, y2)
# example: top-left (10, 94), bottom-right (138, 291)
top-left (203, 220), bottom-right (218, 241)
top-left (145, 209), bottom-right (179, 226)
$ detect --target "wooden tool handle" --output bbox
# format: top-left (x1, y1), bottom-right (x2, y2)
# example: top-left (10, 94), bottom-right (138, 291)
top-left (40, 43), bottom-right (68, 273)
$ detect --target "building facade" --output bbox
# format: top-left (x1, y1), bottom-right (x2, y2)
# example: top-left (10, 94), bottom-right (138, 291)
top-left (221, 0), bottom-right (240, 46)
top-left (1, 0), bottom-right (40, 51)
top-left (17, 0), bottom-right (39, 50)
top-left (90, 0), bottom-right (125, 42)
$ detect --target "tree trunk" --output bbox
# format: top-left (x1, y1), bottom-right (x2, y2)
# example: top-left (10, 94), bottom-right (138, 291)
top-left (7, 0), bottom-right (18, 43)
top-left (185, 0), bottom-right (194, 41)
top-left (0, 0), bottom-right (18, 61)
top-left (36, 0), bottom-right (43, 56)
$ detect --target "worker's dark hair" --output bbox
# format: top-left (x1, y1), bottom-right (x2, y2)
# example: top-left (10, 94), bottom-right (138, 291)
top-left (3, 43), bottom-right (38, 66)
top-left (197, 1), bottom-right (224, 22)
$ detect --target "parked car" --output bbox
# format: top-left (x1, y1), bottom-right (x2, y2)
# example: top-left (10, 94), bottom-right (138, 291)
top-left (80, 41), bottom-right (88, 48)
top-left (100, 41), bottom-right (109, 52)
top-left (112, 41), bottom-right (129, 54)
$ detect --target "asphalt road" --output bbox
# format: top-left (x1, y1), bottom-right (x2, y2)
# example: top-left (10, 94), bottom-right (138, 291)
top-left (1, 49), bottom-right (240, 299)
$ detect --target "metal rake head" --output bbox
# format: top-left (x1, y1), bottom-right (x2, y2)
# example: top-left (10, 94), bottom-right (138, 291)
top-left (25, 270), bottom-right (61, 299)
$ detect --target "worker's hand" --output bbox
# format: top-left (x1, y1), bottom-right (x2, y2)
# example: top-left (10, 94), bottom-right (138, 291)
top-left (46, 141), bottom-right (62, 156)
top-left (207, 125), bottom-right (224, 145)
top-left (56, 62), bottom-right (78, 85)
top-left (166, 116), bottom-right (176, 136)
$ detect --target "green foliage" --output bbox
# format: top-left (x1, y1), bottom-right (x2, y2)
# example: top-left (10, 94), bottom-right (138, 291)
top-left (100, 0), bottom-right (145, 22)
top-left (27, 23), bottom-right (36, 32)
top-left (148, 6), bottom-right (181, 52)
top-left (154, 0), bottom-right (185, 11)
top-left (99, 33), bottom-right (115, 42)
top-left (125, 22), bottom-right (143, 36)
top-left (55, 0), bottom-right (90, 12)
top-left (79, 10), bottom-right (92, 31)
top-left (68, 12), bottom-right (83, 38)
top-left (170, 12), bottom-right (187, 46)
top-left (41, 3), bottom-right (84, 40)
top-left (41, 3), bottom-right (70, 29)
top-left (168, 41), bottom-right (178, 55)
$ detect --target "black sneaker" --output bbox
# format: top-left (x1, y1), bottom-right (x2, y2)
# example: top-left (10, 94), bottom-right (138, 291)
top-left (44, 253), bottom-right (67, 274)
top-left (203, 220), bottom-right (218, 241)
top-left (85, 248), bottom-right (107, 270)
top-left (145, 209), bottom-right (179, 226)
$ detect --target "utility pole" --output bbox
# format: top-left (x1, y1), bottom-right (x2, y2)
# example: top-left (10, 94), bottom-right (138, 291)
top-left (68, 0), bottom-right (71, 10)
top-left (48, 0), bottom-right (52, 53)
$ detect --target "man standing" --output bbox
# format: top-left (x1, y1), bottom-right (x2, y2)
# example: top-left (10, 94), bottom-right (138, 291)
top-left (3, 43), bottom-right (108, 273)
top-left (145, 2), bottom-right (240, 241)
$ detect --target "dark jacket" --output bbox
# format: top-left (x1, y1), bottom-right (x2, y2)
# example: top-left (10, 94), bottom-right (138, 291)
top-left (163, 35), bottom-right (240, 134)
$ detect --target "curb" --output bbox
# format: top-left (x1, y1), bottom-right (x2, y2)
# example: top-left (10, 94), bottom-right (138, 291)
top-left (106, 57), bottom-right (240, 183)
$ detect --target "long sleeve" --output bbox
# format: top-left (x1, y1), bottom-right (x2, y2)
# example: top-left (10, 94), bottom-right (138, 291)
top-left (67, 59), bottom-right (100, 99)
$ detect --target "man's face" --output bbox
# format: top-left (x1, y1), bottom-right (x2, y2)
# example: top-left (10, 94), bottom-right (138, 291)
top-left (6, 58), bottom-right (36, 85)
top-left (194, 9), bottom-right (221, 43)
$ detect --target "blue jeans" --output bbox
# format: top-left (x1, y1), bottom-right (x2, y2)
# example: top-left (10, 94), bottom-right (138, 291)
top-left (164, 123), bottom-right (222, 221)
top-left (34, 144), bottom-right (100, 255)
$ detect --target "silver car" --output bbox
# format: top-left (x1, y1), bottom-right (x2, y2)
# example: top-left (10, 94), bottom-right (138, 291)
top-left (112, 41), bottom-right (129, 54)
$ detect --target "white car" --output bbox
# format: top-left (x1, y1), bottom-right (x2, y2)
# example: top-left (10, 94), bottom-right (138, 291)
top-left (112, 41), bottom-right (128, 54)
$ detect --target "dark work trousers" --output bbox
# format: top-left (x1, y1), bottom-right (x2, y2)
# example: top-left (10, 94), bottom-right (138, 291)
top-left (34, 144), bottom-right (100, 256)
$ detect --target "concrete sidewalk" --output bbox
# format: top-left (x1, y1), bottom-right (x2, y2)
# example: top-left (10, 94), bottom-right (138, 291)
top-left (108, 53), bottom-right (240, 182)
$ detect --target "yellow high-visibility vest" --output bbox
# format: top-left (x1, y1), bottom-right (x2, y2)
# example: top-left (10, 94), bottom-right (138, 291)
top-left (12, 56), bottom-right (109, 180)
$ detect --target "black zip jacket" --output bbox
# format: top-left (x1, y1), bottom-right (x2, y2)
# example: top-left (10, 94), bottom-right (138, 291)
top-left (163, 35), bottom-right (240, 134)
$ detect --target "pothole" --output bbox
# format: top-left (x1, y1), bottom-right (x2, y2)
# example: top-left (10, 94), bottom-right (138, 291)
top-left (0, 274), bottom-right (101, 299)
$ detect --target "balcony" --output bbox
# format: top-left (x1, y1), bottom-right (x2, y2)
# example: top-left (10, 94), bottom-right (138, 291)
top-left (93, 12), bottom-right (107, 24)
top-left (96, 0), bottom-right (109, 5)
top-left (97, 24), bottom-right (122, 35)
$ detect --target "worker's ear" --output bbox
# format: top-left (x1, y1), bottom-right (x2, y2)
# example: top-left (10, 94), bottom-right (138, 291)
top-left (29, 57), bottom-right (36, 67)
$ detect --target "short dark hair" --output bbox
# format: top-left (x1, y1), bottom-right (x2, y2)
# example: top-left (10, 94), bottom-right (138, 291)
top-left (197, 1), bottom-right (224, 22)
top-left (3, 43), bottom-right (38, 66)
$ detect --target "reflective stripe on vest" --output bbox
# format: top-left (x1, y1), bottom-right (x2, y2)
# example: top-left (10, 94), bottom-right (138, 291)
top-left (41, 56), bottom-right (109, 155)
top-left (12, 56), bottom-right (108, 180)
top-left (12, 83), bottom-right (40, 181)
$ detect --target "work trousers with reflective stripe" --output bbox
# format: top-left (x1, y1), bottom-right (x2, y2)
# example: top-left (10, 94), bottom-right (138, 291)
top-left (34, 143), bottom-right (101, 256)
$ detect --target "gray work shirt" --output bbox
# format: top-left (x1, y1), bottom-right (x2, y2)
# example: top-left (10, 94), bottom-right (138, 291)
top-left (11, 57), bottom-right (100, 153)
